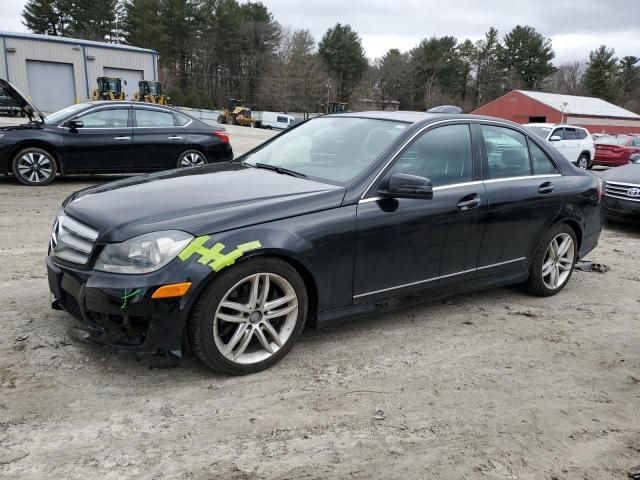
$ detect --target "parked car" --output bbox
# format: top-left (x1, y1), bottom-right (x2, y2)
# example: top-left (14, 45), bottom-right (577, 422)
top-left (600, 154), bottom-right (640, 223)
top-left (524, 123), bottom-right (595, 169)
top-left (260, 111), bottom-right (296, 130)
top-left (47, 111), bottom-right (602, 375)
top-left (0, 79), bottom-right (233, 186)
top-left (593, 134), bottom-right (640, 168)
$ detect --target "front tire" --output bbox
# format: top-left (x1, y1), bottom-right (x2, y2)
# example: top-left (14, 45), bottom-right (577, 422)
top-left (188, 257), bottom-right (308, 375)
top-left (177, 149), bottom-right (207, 168)
top-left (525, 224), bottom-right (577, 296)
top-left (12, 147), bottom-right (57, 186)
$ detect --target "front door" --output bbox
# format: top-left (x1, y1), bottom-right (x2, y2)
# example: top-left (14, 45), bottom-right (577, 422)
top-left (132, 108), bottom-right (186, 170)
top-left (62, 106), bottom-right (133, 172)
top-left (353, 123), bottom-right (487, 302)
top-left (476, 123), bottom-right (564, 277)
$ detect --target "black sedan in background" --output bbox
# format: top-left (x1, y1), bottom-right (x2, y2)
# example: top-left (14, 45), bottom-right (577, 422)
top-left (601, 155), bottom-right (640, 223)
top-left (47, 111), bottom-right (602, 375)
top-left (0, 79), bottom-right (232, 186)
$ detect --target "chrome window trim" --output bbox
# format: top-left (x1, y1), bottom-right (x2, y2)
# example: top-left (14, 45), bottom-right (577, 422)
top-left (360, 118), bottom-right (562, 200)
top-left (483, 174), bottom-right (561, 184)
top-left (353, 257), bottom-right (526, 299)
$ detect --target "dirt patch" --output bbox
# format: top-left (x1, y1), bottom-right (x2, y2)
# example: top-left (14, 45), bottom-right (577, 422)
top-left (0, 139), bottom-right (639, 478)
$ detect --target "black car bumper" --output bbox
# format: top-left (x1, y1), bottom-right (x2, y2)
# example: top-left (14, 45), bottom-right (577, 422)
top-left (602, 195), bottom-right (640, 223)
top-left (47, 256), bottom-right (194, 356)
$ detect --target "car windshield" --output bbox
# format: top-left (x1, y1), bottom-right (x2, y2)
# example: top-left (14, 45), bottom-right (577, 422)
top-left (596, 135), bottom-right (630, 146)
top-left (526, 126), bottom-right (552, 139)
top-left (44, 103), bottom-right (92, 124)
top-left (242, 117), bottom-right (408, 184)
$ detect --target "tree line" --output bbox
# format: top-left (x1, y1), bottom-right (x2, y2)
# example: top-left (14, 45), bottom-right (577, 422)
top-left (22, 0), bottom-right (640, 113)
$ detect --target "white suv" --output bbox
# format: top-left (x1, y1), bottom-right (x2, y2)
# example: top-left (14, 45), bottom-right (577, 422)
top-left (524, 123), bottom-right (595, 169)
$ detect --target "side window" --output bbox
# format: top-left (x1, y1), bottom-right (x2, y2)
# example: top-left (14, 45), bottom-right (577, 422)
top-left (528, 140), bottom-right (558, 175)
top-left (277, 116), bottom-right (288, 123)
top-left (632, 137), bottom-right (640, 147)
top-left (135, 109), bottom-right (175, 127)
top-left (389, 124), bottom-right (473, 187)
top-left (78, 108), bottom-right (128, 128)
top-left (174, 113), bottom-right (191, 126)
top-left (480, 125), bottom-right (532, 179)
top-left (551, 128), bottom-right (564, 140)
top-left (576, 129), bottom-right (588, 140)
top-left (564, 128), bottom-right (578, 140)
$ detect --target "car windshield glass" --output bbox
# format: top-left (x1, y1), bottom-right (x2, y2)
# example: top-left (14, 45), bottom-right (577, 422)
top-left (243, 117), bottom-right (408, 184)
top-left (44, 103), bottom-right (91, 124)
top-left (596, 135), bottom-right (629, 145)
top-left (526, 126), bottom-right (552, 139)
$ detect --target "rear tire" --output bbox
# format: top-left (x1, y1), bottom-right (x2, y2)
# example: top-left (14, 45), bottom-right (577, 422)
top-left (188, 257), bottom-right (308, 375)
top-left (177, 149), bottom-right (207, 168)
top-left (577, 154), bottom-right (590, 170)
top-left (525, 223), bottom-right (577, 297)
top-left (11, 147), bottom-right (57, 186)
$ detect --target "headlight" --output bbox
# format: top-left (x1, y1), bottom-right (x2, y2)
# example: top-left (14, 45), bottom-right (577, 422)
top-left (94, 230), bottom-right (193, 274)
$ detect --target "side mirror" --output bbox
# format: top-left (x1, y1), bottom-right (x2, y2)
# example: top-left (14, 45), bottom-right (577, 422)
top-left (68, 119), bottom-right (83, 130)
top-left (630, 154), bottom-right (640, 165)
top-left (379, 173), bottom-right (433, 199)
top-left (549, 135), bottom-right (562, 142)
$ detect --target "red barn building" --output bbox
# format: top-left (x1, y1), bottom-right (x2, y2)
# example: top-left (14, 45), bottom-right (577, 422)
top-left (472, 90), bottom-right (640, 135)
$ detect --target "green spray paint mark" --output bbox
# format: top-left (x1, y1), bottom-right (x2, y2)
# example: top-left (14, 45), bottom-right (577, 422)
top-left (121, 288), bottom-right (142, 309)
top-left (178, 236), bottom-right (262, 272)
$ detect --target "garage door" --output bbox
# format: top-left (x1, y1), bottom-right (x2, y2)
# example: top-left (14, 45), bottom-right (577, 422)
top-left (103, 67), bottom-right (144, 100)
top-left (26, 60), bottom-right (76, 113)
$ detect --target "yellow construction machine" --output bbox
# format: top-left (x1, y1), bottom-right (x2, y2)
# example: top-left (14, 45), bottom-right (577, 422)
top-left (217, 99), bottom-right (256, 127)
top-left (92, 77), bottom-right (126, 101)
top-left (133, 80), bottom-right (168, 105)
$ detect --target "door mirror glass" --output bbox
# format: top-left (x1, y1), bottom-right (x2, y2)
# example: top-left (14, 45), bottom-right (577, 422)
top-left (549, 135), bottom-right (562, 142)
top-left (379, 173), bottom-right (433, 199)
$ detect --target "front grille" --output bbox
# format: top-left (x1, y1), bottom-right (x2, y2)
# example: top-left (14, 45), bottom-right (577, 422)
top-left (604, 181), bottom-right (640, 203)
top-left (50, 215), bottom-right (99, 265)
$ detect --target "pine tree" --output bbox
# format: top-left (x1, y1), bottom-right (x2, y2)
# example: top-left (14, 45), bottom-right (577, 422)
top-left (583, 46), bottom-right (618, 102)
top-left (499, 25), bottom-right (555, 90)
top-left (22, 0), bottom-right (71, 36)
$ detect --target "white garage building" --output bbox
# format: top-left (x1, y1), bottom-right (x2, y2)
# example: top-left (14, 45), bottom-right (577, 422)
top-left (0, 31), bottom-right (157, 112)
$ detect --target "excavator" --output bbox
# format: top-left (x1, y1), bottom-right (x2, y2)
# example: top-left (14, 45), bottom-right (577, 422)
top-left (133, 80), bottom-right (168, 105)
top-left (92, 77), bottom-right (126, 101)
top-left (217, 99), bottom-right (256, 127)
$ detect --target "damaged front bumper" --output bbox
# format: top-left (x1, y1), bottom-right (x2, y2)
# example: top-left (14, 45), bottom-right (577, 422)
top-left (46, 256), bottom-right (201, 357)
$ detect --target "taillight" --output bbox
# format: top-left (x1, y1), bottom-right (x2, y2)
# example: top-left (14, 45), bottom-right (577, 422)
top-left (214, 131), bottom-right (229, 143)
top-left (596, 177), bottom-right (604, 202)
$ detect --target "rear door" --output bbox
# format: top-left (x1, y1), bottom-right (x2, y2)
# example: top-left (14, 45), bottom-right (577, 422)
top-left (549, 127), bottom-right (572, 162)
top-left (62, 106), bottom-right (134, 172)
top-left (476, 123), bottom-right (563, 277)
top-left (132, 107), bottom-right (186, 170)
top-left (562, 127), bottom-right (581, 162)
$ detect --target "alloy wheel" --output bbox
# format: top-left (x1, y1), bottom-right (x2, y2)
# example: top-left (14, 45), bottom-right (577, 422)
top-left (578, 157), bottom-right (588, 169)
top-left (542, 233), bottom-right (575, 290)
top-left (179, 152), bottom-right (206, 167)
top-left (16, 151), bottom-right (53, 183)
top-left (213, 273), bottom-right (299, 365)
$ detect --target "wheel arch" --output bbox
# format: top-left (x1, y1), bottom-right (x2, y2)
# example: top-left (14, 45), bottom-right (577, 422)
top-left (557, 218), bottom-right (583, 252)
top-left (579, 150), bottom-right (591, 160)
top-left (178, 146), bottom-right (208, 163)
top-left (8, 141), bottom-right (62, 174)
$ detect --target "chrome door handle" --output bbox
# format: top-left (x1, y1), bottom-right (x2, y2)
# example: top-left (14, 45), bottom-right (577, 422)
top-left (456, 195), bottom-right (481, 211)
top-left (114, 136), bottom-right (131, 140)
top-left (538, 182), bottom-right (554, 194)
top-left (168, 136), bottom-right (183, 140)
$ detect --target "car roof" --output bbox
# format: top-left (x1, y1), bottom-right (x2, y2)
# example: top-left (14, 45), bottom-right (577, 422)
top-left (327, 111), bottom-right (531, 128)
top-left (82, 100), bottom-right (177, 110)
top-left (523, 123), bottom-right (587, 130)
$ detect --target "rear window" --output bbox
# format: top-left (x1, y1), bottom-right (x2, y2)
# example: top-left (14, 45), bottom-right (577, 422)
top-left (576, 129), bottom-right (589, 140)
top-left (596, 135), bottom-right (630, 146)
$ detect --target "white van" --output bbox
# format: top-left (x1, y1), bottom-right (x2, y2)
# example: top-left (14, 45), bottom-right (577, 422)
top-left (260, 112), bottom-right (295, 130)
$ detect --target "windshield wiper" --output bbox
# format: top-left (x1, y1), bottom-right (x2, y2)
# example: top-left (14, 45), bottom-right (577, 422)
top-left (252, 162), bottom-right (307, 179)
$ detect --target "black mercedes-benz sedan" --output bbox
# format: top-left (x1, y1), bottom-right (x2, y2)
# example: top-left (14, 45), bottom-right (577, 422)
top-left (46, 111), bottom-right (603, 375)
top-left (0, 80), bottom-right (232, 186)
top-left (600, 156), bottom-right (640, 223)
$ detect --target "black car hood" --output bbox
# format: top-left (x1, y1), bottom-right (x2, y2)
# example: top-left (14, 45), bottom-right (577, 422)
top-left (64, 163), bottom-right (346, 242)
top-left (600, 164), bottom-right (640, 184)
top-left (0, 79), bottom-right (45, 122)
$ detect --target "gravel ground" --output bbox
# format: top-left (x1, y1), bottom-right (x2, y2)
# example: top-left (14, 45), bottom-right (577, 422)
top-left (0, 117), bottom-right (639, 479)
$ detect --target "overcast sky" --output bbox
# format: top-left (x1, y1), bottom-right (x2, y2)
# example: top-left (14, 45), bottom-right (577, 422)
top-left (1, 0), bottom-right (638, 63)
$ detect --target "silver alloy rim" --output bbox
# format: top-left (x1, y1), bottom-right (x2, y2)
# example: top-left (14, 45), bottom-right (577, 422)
top-left (578, 157), bottom-right (588, 169)
top-left (542, 233), bottom-right (574, 289)
top-left (213, 273), bottom-right (299, 365)
top-left (17, 151), bottom-right (53, 183)
top-left (179, 152), bottom-right (205, 167)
